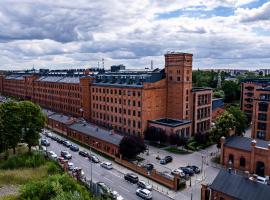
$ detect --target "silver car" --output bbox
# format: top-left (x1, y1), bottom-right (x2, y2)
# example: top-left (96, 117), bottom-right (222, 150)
top-left (136, 188), bottom-right (152, 199)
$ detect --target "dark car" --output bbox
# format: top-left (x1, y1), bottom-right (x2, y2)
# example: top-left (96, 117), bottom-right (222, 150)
top-left (144, 163), bottom-right (154, 171)
top-left (70, 144), bottom-right (79, 152)
top-left (124, 173), bottom-right (139, 184)
top-left (180, 167), bottom-right (194, 176)
top-left (186, 165), bottom-right (200, 174)
top-left (61, 150), bottom-right (72, 160)
top-left (41, 139), bottom-right (50, 147)
top-left (89, 154), bottom-right (100, 163)
top-left (56, 137), bottom-right (64, 144)
top-left (78, 150), bottom-right (88, 157)
top-left (160, 156), bottom-right (173, 165)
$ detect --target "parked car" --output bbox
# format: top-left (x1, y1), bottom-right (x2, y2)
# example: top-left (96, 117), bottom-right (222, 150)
top-left (58, 156), bottom-right (66, 164)
top-left (144, 163), bottom-right (154, 171)
top-left (136, 188), bottom-right (152, 200)
top-left (89, 154), bottom-right (100, 163)
top-left (78, 150), bottom-right (88, 157)
top-left (100, 162), bottom-right (113, 170)
top-left (56, 138), bottom-right (64, 144)
top-left (111, 191), bottom-right (124, 200)
top-left (171, 169), bottom-right (186, 178)
top-left (124, 173), bottom-right (139, 184)
top-left (48, 151), bottom-right (57, 161)
top-left (180, 167), bottom-right (194, 176)
top-left (61, 150), bottom-right (72, 160)
top-left (250, 176), bottom-right (268, 184)
top-left (72, 167), bottom-right (85, 178)
top-left (45, 132), bottom-right (53, 138)
top-left (68, 162), bottom-right (74, 171)
top-left (160, 156), bottom-right (173, 165)
top-left (137, 180), bottom-right (152, 190)
top-left (186, 165), bottom-right (200, 174)
top-left (41, 139), bottom-right (50, 147)
top-left (70, 144), bottom-right (79, 152)
top-left (63, 140), bottom-right (71, 147)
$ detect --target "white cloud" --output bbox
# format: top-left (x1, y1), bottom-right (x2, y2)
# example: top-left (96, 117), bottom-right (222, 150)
top-left (0, 0), bottom-right (269, 70)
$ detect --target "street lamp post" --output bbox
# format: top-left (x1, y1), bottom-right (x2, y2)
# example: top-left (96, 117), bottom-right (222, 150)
top-left (90, 141), bottom-right (98, 190)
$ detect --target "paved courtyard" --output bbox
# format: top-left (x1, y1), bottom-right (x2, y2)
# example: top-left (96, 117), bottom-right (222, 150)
top-left (139, 144), bottom-right (221, 200)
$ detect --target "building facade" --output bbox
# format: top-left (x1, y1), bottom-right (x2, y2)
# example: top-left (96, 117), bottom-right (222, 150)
top-left (0, 52), bottom-right (212, 138)
top-left (220, 136), bottom-right (270, 177)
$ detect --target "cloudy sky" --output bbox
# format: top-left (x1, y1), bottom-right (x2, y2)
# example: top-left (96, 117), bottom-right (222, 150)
top-left (0, 0), bottom-right (269, 70)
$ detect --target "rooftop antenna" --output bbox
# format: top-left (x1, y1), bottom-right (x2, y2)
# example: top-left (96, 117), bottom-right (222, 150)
top-left (150, 60), bottom-right (153, 70)
top-left (102, 58), bottom-right (104, 69)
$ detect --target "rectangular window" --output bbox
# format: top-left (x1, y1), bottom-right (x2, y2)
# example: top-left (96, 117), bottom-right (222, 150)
top-left (258, 122), bottom-right (267, 130)
top-left (258, 113), bottom-right (267, 121)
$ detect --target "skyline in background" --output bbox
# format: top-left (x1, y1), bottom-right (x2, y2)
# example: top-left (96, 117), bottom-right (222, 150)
top-left (0, 0), bottom-right (269, 70)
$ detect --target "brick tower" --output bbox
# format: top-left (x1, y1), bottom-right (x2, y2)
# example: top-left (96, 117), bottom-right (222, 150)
top-left (165, 52), bottom-right (193, 120)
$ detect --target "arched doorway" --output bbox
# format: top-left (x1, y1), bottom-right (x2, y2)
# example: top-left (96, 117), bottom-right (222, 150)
top-left (256, 161), bottom-right (265, 177)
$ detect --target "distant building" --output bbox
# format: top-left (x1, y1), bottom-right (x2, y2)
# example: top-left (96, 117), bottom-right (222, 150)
top-left (258, 69), bottom-right (270, 76)
top-left (212, 98), bottom-right (225, 121)
top-left (201, 169), bottom-right (270, 200)
top-left (0, 52), bottom-right (213, 138)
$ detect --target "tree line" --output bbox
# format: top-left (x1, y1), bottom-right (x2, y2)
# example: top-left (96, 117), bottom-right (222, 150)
top-left (0, 100), bottom-right (45, 157)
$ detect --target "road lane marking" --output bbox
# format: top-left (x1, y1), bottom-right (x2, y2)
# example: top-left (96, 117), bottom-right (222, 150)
top-left (119, 185), bottom-right (130, 192)
top-left (104, 177), bottom-right (113, 183)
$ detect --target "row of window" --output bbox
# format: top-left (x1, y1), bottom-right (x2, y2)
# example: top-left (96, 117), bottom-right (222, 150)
top-left (196, 120), bottom-right (211, 133)
top-left (93, 104), bottom-right (141, 117)
top-left (92, 96), bottom-right (141, 107)
top-left (92, 87), bottom-right (141, 97)
top-left (197, 94), bottom-right (211, 106)
top-left (36, 83), bottom-right (79, 91)
top-left (197, 107), bottom-right (211, 120)
top-left (92, 112), bottom-right (141, 128)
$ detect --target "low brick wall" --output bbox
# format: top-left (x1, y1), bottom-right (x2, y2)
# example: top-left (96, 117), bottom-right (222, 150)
top-left (114, 157), bottom-right (178, 190)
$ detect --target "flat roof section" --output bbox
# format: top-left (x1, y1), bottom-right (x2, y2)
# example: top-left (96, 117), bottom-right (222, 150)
top-left (149, 118), bottom-right (191, 128)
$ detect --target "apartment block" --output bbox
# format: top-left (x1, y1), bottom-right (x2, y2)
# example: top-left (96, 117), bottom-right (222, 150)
top-left (0, 52), bottom-right (213, 138)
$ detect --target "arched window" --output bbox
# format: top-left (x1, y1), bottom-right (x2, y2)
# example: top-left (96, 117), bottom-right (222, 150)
top-left (229, 154), bottom-right (234, 164)
top-left (240, 157), bottom-right (246, 167)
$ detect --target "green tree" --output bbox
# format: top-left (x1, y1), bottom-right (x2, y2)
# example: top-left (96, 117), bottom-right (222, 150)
top-left (119, 136), bottom-right (146, 159)
top-left (213, 90), bottom-right (225, 99)
top-left (227, 106), bottom-right (248, 135)
top-left (0, 100), bottom-right (22, 154)
top-left (210, 111), bottom-right (236, 143)
top-left (19, 101), bottom-right (45, 153)
top-left (221, 80), bottom-right (241, 103)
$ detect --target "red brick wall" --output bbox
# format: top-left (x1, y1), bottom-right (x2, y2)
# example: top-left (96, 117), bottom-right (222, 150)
top-left (165, 53), bottom-right (193, 120)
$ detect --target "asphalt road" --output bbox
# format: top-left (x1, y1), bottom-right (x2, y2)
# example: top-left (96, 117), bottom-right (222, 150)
top-left (44, 131), bottom-right (172, 200)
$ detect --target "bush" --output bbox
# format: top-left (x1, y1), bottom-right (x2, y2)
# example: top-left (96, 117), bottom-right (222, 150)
top-left (47, 162), bottom-right (62, 175)
top-left (0, 152), bottom-right (46, 169)
top-left (20, 174), bottom-right (92, 200)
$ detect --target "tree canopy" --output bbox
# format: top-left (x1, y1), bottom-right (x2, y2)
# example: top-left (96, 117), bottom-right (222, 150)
top-left (221, 80), bottom-right (241, 103)
top-left (0, 100), bottom-right (45, 155)
top-left (119, 135), bottom-right (146, 159)
top-left (227, 106), bottom-right (248, 135)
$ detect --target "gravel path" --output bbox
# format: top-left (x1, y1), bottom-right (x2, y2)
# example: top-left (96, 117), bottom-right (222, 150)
top-left (0, 185), bottom-right (19, 197)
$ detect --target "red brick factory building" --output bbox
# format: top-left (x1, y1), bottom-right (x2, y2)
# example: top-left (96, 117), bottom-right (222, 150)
top-left (0, 52), bottom-right (212, 139)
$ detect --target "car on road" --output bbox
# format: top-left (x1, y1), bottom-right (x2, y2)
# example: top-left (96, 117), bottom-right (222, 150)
top-left (180, 167), bottom-right (194, 176)
top-left (41, 139), bottom-right (50, 146)
top-left (144, 163), bottom-right (154, 171)
top-left (56, 137), bottom-right (64, 144)
top-left (160, 156), bottom-right (173, 165)
top-left (137, 180), bottom-right (152, 190)
top-left (112, 191), bottom-right (124, 200)
top-left (124, 173), bottom-right (139, 184)
top-left (58, 156), bottom-right (66, 164)
top-left (100, 162), bottom-right (113, 170)
top-left (67, 162), bottom-right (75, 171)
top-left (48, 151), bottom-right (57, 161)
top-left (89, 154), bottom-right (100, 163)
top-left (45, 132), bottom-right (53, 138)
top-left (70, 144), bottom-right (79, 152)
top-left (72, 167), bottom-right (85, 178)
top-left (136, 188), bottom-right (152, 200)
top-left (78, 150), bottom-right (88, 157)
top-left (61, 150), bottom-right (72, 160)
top-left (186, 165), bottom-right (200, 174)
top-left (63, 140), bottom-right (71, 147)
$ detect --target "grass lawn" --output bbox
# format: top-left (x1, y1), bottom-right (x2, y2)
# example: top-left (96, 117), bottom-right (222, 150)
top-left (0, 165), bottom-right (49, 187)
top-left (164, 146), bottom-right (191, 155)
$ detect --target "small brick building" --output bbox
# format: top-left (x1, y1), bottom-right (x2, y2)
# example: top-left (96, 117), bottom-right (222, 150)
top-left (201, 170), bottom-right (270, 200)
top-left (220, 136), bottom-right (270, 177)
